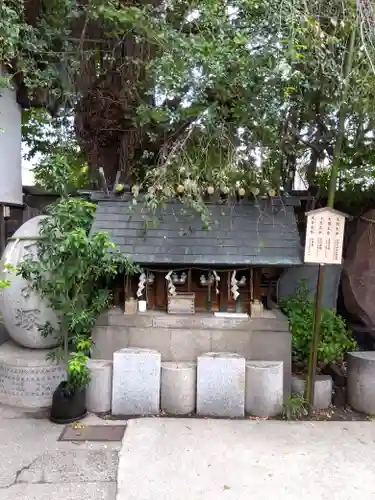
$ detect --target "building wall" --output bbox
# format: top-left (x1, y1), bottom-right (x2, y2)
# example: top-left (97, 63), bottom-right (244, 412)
top-left (92, 307), bottom-right (292, 398)
top-left (0, 69), bottom-right (22, 206)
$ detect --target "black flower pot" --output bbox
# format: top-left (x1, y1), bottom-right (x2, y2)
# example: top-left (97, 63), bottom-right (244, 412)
top-left (50, 381), bottom-right (87, 424)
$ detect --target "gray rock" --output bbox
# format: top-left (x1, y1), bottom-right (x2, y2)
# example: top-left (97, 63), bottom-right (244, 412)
top-left (86, 359), bottom-right (113, 414)
top-left (347, 351), bottom-right (375, 415)
top-left (197, 352), bottom-right (245, 417)
top-left (291, 374), bottom-right (332, 409)
top-left (245, 361), bottom-right (283, 417)
top-left (161, 362), bottom-right (196, 415)
top-left (112, 348), bottom-right (161, 416)
top-left (0, 215), bottom-right (60, 349)
top-left (278, 264), bottom-right (342, 310)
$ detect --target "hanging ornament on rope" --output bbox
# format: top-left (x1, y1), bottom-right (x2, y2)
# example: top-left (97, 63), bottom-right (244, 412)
top-left (212, 270), bottom-right (220, 295)
top-left (136, 272), bottom-right (147, 298)
top-left (165, 270), bottom-right (177, 296)
top-left (231, 270), bottom-right (240, 300)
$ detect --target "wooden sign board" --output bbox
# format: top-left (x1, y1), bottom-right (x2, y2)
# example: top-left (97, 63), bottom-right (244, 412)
top-left (304, 208), bottom-right (346, 265)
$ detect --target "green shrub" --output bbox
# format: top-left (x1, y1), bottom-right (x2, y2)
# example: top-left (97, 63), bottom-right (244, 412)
top-left (280, 282), bottom-right (357, 371)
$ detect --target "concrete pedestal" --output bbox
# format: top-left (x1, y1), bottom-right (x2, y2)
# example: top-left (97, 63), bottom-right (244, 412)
top-left (0, 341), bottom-right (65, 409)
top-left (86, 359), bottom-right (113, 414)
top-left (245, 361), bottom-right (283, 417)
top-left (197, 352), bottom-right (245, 417)
top-left (347, 352), bottom-right (375, 415)
top-left (161, 362), bottom-right (196, 415)
top-left (112, 348), bottom-right (161, 416)
top-left (292, 374), bottom-right (332, 409)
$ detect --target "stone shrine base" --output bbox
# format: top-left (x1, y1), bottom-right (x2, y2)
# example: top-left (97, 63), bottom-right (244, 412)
top-left (0, 341), bottom-right (65, 410)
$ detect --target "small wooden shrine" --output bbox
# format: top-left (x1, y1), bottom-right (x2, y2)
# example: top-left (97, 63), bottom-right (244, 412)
top-left (91, 194), bottom-right (303, 315)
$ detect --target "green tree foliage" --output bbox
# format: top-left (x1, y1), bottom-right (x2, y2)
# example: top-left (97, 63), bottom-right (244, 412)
top-left (2, 0), bottom-right (375, 208)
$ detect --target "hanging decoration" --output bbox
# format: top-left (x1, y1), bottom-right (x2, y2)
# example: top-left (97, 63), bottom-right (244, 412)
top-left (212, 270), bottom-right (220, 295)
top-left (172, 272), bottom-right (187, 285)
top-left (237, 275), bottom-right (247, 287)
top-left (146, 272), bottom-right (155, 285)
top-left (136, 272), bottom-right (147, 298)
top-left (231, 270), bottom-right (240, 300)
top-left (200, 272), bottom-right (220, 294)
top-left (165, 270), bottom-right (177, 296)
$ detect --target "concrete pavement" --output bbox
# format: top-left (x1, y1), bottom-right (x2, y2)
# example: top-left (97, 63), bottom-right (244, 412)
top-left (0, 405), bottom-right (121, 500)
top-left (117, 418), bottom-right (375, 500)
top-left (2, 406), bottom-right (375, 500)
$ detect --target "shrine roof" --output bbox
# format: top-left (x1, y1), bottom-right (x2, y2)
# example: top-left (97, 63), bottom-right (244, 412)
top-left (91, 197), bottom-right (303, 266)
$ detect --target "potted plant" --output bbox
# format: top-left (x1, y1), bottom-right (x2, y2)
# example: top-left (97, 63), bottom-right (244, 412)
top-left (19, 197), bottom-right (138, 423)
top-left (50, 352), bottom-right (90, 423)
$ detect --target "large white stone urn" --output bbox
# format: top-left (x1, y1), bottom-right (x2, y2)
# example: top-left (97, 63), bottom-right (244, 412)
top-left (0, 216), bottom-right (60, 349)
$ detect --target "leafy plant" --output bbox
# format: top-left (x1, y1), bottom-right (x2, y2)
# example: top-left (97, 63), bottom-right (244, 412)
top-left (19, 196), bottom-right (138, 393)
top-left (280, 282), bottom-right (357, 372)
top-left (282, 393), bottom-right (307, 420)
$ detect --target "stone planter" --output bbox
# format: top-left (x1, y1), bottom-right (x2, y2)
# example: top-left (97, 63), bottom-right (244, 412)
top-left (245, 361), bottom-right (283, 417)
top-left (161, 362), bottom-right (196, 415)
top-left (291, 374), bottom-right (332, 409)
top-left (86, 359), bottom-right (113, 414)
top-left (347, 352), bottom-right (375, 415)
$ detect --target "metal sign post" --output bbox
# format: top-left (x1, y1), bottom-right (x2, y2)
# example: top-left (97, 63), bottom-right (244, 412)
top-left (304, 208), bottom-right (346, 417)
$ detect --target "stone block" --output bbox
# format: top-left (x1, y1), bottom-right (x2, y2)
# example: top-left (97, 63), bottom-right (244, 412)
top-left (197, 352), bottom-right (245, 417)
top-left (291, 374), bottom-right (332, 409)
top-left (161, 362), bottom-right (196, 415)
top-left (86, 359), bottom-right (113, 414)
top-left (112, 348), bottom-right (161, 416)
top-left (0, 341), bottom-right (65, 409)
top-left (347, 352), bottom-right (375, 414)
top-left (245, 361), bottom-right (283, 417)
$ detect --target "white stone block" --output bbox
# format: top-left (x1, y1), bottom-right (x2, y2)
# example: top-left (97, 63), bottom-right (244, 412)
top-left (0, 341), bottom-right (65, 409)
top-left (245, 361), bottom-right (283, 417)
top-left (292, 374), bottom-right (332, 409)
top-left (112, 348), bottom-right (161, 416)
top-left (197, 352), bottom-right (245, 417)
top-left (161, 362), bottom-right (196, 415)
top-left (86, 359), bottom-right (113, 414)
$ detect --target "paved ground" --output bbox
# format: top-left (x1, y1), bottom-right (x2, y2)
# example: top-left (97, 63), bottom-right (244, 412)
top-left (117, 418), bottom-right (375, 500)
top-left (2, 407), bottom-right (375, 500)
top-left (0, 405), bottom-right (121, 500)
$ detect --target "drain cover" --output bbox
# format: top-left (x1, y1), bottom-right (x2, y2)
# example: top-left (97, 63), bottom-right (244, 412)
top-left (59, 424), bottom-right (126, 442)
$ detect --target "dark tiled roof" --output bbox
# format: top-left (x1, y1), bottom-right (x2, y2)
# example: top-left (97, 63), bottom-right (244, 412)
top-left (91, 199), bottom-right (303, 266)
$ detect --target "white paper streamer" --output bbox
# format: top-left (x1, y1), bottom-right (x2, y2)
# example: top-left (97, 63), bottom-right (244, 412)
top-left (212, 270), bottom-right (220, 295)
top-left (231, 270), bottom-right (239, 300)
top-left (165, 270), bottom-right (177, 296)
top-left (137, 272), bottom-right (147, 298)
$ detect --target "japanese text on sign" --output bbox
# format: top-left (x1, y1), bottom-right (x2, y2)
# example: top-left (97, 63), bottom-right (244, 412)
top-left (304, 210), bottom-right (345, 265)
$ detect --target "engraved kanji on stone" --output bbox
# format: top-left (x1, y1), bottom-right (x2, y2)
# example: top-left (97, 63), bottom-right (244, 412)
top-left (14, 308), bottom-right (40, 331)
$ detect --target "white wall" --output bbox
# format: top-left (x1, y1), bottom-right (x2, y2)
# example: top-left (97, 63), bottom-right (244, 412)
top-left (0, 69), bottom-right (23, 205)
